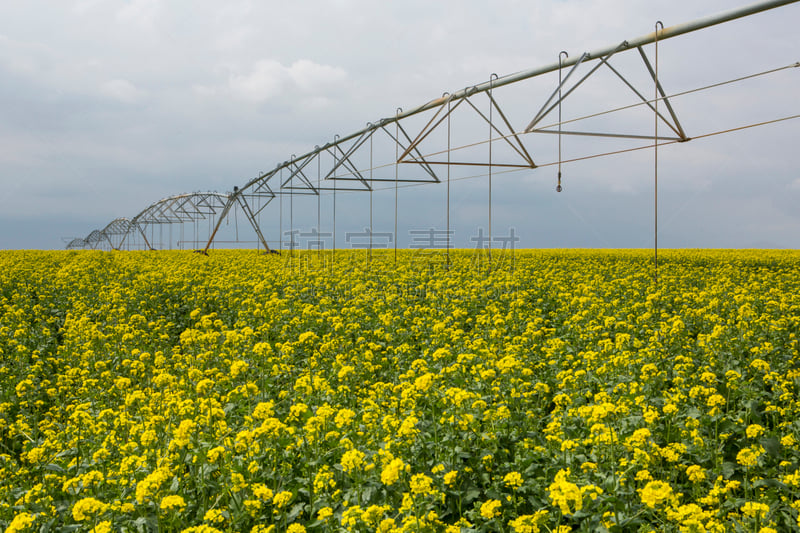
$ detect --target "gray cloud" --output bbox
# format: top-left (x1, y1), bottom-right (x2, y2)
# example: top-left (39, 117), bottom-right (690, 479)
top-left (0, 0), bottom-right (798, 249)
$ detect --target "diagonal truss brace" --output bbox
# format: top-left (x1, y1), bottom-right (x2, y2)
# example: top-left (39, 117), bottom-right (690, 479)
top-left (235, 194), bottom-right (271, 252)
top-left (324, 131), bottom-right (373, 189)
top-left (203, 192), bottom-right (272, 254)
top-left (281, 156), bottom-right (321, 194)
top-left (526, 42), bottom-right (690, 142)
top-left (329, 123), bottom-right (442, 183)
top-left (526, 51), bottom-right (591, 131)
top-left (398, 91), bottom-right (536, 169)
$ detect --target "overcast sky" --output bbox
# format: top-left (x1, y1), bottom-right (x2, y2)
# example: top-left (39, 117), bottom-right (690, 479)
top-left (1, 0), bottom-right (798, 250)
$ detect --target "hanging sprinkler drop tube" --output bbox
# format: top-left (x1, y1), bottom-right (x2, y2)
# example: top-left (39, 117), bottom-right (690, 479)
top-left (557, 51), bottom-right (568, 193)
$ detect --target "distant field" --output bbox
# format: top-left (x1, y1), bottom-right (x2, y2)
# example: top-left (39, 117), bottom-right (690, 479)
top-left (1, 249), bottom-right (799, 532)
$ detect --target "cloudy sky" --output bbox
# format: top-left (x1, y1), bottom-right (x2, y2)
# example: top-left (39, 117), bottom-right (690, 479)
top-left (1, 0), bottom-right (798, 250)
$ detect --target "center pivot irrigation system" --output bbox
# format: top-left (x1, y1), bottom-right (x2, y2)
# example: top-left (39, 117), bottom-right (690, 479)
top-left (67, 0), bottom-right (799, 263)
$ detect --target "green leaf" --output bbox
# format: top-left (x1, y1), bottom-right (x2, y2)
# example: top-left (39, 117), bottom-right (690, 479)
top-left (287, 502), bottom-right (305, 521)
top-left (464, 489), bottom-right (482, 504)
top-left (721, 461), bottom-right (736, 479)
top-left (752, 477), bottom-right (788, 490)
top-left (760, 436), bottom-right (782, 458)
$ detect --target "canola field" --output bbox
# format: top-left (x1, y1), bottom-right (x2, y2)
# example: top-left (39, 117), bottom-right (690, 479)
top-left (1, 249), bottom-right (799, 533)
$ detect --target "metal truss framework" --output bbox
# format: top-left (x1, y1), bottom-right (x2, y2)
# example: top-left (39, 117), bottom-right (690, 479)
top-left (70, 192), bottom-right (259, 251)
top-left (67, 0), bottom-right (799, 253)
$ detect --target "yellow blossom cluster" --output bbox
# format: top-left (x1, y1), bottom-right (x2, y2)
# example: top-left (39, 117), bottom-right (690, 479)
top-left (1, 249), bottom-right (799, 532)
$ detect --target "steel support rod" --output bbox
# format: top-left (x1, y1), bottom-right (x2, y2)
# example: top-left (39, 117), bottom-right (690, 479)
top-left (395, 109), bottom-right (400, 264)
top-left (654, 22), bottom-right (662, 289)
top-left (317, 146), bottom-right (321, 261)
top-left (446, 97), bottom-right (451, 268)
top-left (369, 125), bottom-right (374, 262)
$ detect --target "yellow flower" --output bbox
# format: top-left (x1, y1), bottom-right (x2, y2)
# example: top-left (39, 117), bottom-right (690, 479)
top-left (253, 484), bottom-right (273, 502)
top-left (72, 497), bottom-right (109, 521)
top-left (548, 469), bottom-right (582, 515)
top-left (313, 466), bottom-right (335, 493)
top-left (173, 419), bottom-right (196, 447)
top-left (89, 521), bottom-right (112, 533)
top-left (362, 505), bottom-right (391, 526)
top-left (377, 518), bottom-right (397, 532)
top-left (580, 484), bottom-right (603, 501)
top-left (686, 465), bottom-right (706, 483)
top-left (741, 501), bottom-right (769, 518)
top-left (503, 471), bottom-right (524, 490)
top-left (410, 473), bottom-right (435, 495)
top-left (160, 495), bottom-right (187, 512)
top-left (207, 446), bottom-right (225, 463)
top-left (480, 499), bottom-right (502, 519)
top-left (230, 360), bottom-right (249, 378)
top-left (380, 458), bottom-right (406, 486)
top-left (639, 480), bottom-right (675, 509)
top-left (341, 448), bottom-right (366, 473)
top-left (341, 505), bottom-right (363, 528)
top-left (272, 490), bottom-right (293, 509)
top-left (737, 446), bottom-right (762, 467)
top-left (136, 467), bottom-right (170, 504)
top-left (334, 408), bottom-right (356, 428)
top-left (706, 394), bottom-right (726, 413)
top-left (560, 439), bottom-right (578, 452)
top-left (204, 509), bottom-right (226, 523)
top-left (196, 378), bottom-right (215, 395)
top-left (6, 512), bottom-right (36, 533)
top-left (508, 511), bottom-right (549, 533)
top-left (231, 472), bottom-right (247, 492)
top-left (397, 415), bottom-right (419, 440)
top-left (5, 249), bottom-right (800, 533)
